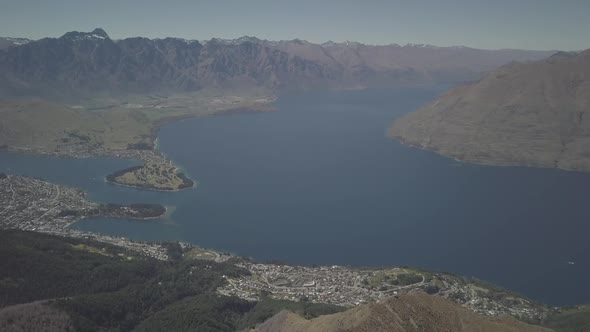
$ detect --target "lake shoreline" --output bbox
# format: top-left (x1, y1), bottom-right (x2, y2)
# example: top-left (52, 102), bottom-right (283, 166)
top-left (0, 102), bottom-right (276, 193)
top-left (390, 134), bottom-right (590, 174)
top-left (100, 103), bottom-right (277, 192)
top-left (3, 88), bottom-right (589, 306)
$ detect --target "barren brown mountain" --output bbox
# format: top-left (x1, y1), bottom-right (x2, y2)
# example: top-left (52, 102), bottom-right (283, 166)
top-left (390, 49), bottom-right (590, 171)
top-left (253, 293), bottom-right (549, 332)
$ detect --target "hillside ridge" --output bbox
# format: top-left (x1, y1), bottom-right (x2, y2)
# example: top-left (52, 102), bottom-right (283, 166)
top-left (254, 292), bottom-right (550, 332)
top-left (390, 48), bottom-right (590, 171)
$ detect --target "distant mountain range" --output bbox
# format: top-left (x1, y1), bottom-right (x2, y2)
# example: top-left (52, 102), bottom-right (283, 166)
top-left (0, 28), bottom-right (554, 99)
top-left (390, 49), bottom-right (590, 171)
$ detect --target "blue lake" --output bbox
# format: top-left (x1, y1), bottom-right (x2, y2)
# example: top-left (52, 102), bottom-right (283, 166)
top-left (1, 88), bottom-right (589, 306)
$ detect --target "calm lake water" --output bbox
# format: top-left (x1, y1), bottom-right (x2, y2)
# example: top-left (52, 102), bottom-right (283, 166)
top-left (1, 88), bottom-right (589, 306)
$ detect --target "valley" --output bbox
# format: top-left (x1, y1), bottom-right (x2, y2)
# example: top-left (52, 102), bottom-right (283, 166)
top-left (2, 1), bottom-right (590, 330)
top-left (1, 27), bottom-right (589, 331)
top-left (0, 28), bottom-right (556, 192)
top-left (3, 88), bottom-right (589, 308)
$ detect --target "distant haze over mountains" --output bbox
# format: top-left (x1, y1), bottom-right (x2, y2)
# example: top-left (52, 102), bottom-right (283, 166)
top-left (0, 37), bottom-right (31, 50)
top-left (0, 29), bottom-right (554, 99)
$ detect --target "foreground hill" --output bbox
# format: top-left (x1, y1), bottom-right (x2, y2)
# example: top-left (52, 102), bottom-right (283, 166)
top-left (1, 230), bottom-right (588, 331)
top-left (255, 293), bottom-right (549, 332)
top-left (0, 29), bottom-right (552, 99)
top-left (390, 49), bottom-right (590, 171)
top-left (0, 230), bottom-right (342, 331)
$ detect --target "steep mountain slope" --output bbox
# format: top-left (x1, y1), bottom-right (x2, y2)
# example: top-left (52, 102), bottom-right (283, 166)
top-left (0, 29), bottom-right (329, 98)
top-left (254, 292), bottom-right (549, 332)
top-left (390, 49), bottom-right (590, 171)
top-left (0, 29), bottom-right (552, 99)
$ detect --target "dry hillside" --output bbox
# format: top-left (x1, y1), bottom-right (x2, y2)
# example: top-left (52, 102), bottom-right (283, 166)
top-left (254, 292), bottom-right (550, 332)
top-left (390, 50), bottom-right (590, 171)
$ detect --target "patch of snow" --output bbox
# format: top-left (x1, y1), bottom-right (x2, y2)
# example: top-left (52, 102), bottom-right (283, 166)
top-left (4, 37), bottom-right (32, 46)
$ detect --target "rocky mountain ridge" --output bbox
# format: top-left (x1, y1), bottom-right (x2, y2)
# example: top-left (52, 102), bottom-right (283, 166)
top-left (0, 29), bottom-right (553, 99)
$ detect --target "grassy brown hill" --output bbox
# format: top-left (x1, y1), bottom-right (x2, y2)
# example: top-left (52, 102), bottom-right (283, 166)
top-left (254, 292), bottom-right (549, 332)
top-left (390, 49), bottom-right (590, 171)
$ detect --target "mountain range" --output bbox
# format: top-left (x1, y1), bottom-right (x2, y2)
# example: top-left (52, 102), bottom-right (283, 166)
top-left (390, 49), bottom-right (590, 171)
top-left (0, 28), bottom-right (553, 99)
top-left (5, 28), bottom-right (588, 173)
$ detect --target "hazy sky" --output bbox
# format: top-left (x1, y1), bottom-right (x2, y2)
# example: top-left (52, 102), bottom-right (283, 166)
top-left (1, 0), bottom-right (588, 50)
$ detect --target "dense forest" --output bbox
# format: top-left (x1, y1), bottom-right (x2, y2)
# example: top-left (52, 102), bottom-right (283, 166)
top-left (0, 230), bottom-right (342, 331)
top-left (1, 230), bottom-right (588, 331)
